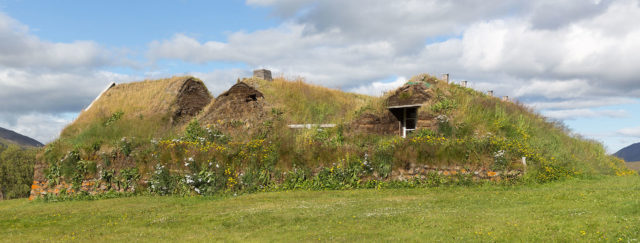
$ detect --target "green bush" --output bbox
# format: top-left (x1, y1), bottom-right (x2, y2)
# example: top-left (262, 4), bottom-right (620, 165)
top-left (117, 167), bottom-right (140, 191)
top-left (371, 142), bottom-right (394, 178)
top-left (103, 111), bottom-right (124, 127)
top-left (117, 138), bottom-right (132, 157)
top-left (60, 150), bottom-right (80, 179)
top-left (148, 164), bottom-right (175, 195)
top-left (0, 145), bottom-right (38, 199)
top-left (184, 119), bottom-right (228, 144)
top-left (282, 166), bottom-right (310, 190)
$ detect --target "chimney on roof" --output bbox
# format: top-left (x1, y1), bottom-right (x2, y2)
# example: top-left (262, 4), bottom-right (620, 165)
top-left (253, 69), bottom-right (272, 81)
top-left (441, 74), bottom-right (449, 83)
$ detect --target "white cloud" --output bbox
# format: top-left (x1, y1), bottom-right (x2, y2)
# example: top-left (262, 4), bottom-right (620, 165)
top-left (528, 97), bottom-right (637, 110)
top-left (247, 0), bottom-right (525, 51)
top-left (0, 112), bottom-right (74, 144)
top-left (0, 11), bottom-right (143, 143)
top-left (514, 79), bottom-right (591, 99)
top-left (543, 108), bottom-right (629, 120)
top-left (0, 12), bottom-right (115, 69)
top-left (150, 0), bottom-right (640, 102)
top-left (617, 126), bottom-right (640, 137)
top-left (0, 68), bottom-right (136, 113)
top-left (527, 0), bottom-right (613, 30)
top-left (459, 1), bottom-right (640, 89)
top-left (189, 69), bottom-right (252, 96)
top-left (148, 24), bottom-right (403, 88)
top-left (529, 97), bottom-right (638, 110)
top-left (348, 76), bottom-right (407, 97)
top-left (0, 69), bottom-right (139, 143)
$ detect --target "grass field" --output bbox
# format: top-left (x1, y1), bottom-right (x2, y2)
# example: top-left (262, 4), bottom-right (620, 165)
top-left (1, 176), bottom-right (639, 242)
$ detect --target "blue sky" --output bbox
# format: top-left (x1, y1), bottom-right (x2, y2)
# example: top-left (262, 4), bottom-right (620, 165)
top-left (1, 1), bottom-right (276, 45)
top-left (0, 0), bottom-right (273, 74)
top-left (0, 0), bottom-right (639, 153)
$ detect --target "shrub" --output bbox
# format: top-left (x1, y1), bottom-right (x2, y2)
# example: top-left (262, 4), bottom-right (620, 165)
top-left (190, 165), bottom-right (226, 195)
top-left (534, 161), bottom-right (576, 183)
top-left (282, 166), bottom-right (310, 190)
top-left (0, 145), bottom-right (37, 199)
top-left (117, 167), bottom-right (140, 191)
top-left (103, 111), bottom-right (124, 127)
top-left (100, 169), bottom-right (115, 190)
top-left (60, 150), bottom-right (80, 179)
top-left (431, 98), bottom-right (457, 113)
top-left (117, 138), bottom-right (132, 157)
top-left (148, 164), bottom-right (174, 195)
top-left (184, 119), bottom-right (228, 144)
top-left (371, 141), bottom-right (394, 178)
top-left (71, 160), bottom-right (93, 190)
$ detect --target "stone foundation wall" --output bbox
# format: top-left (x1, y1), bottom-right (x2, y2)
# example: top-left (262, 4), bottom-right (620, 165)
top-left (29, 165), bottom-right (523, 199)
top-left (391, 163), bottom-right (522, 182)
top-left (29, 179), bottom-right (135, 200)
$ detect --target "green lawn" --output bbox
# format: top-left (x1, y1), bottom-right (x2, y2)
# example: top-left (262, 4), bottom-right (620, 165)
top-left (1, 176), bottom-right (639, 242)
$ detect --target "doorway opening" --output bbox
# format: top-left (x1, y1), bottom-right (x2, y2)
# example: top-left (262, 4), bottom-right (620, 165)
top-left (388, 105), bottom-right (419, 138)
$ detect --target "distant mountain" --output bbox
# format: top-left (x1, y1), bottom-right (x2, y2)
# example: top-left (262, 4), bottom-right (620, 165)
top-left (613, 142), bottom-right (640, 162)
top-left (0, 127), bottom-right (43, 148)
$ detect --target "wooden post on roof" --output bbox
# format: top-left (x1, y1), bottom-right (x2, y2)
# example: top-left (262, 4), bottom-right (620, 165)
top-left (441, 74), bottom-right (449, 83)
top-left (253, 69), bottom-right (273, 81)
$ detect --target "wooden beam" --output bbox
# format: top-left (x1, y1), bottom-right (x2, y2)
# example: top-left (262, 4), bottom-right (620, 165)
top-left (387, 104), bottom-right (422, 109)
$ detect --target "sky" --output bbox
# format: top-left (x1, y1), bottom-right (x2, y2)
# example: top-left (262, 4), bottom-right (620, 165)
top-left (0, 0), bottom-right (639, 153)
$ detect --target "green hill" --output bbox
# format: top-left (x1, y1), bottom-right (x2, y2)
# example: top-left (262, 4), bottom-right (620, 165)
top-left (0, 127), bottom-right (43, 148)
top-left (614, 142), bottom-right (640, 162)
top-left (29, 73), bottom-right (634, 199)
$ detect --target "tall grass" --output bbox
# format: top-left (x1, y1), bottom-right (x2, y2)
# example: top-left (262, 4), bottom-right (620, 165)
top-left (61, 76), bottom-right (208, 140)
top-left (435, 82), bottom-right (631, 178)
top-left (246, 77), bottom-right (374, 124)
top-left (46, 77), bottom-right (205, 169)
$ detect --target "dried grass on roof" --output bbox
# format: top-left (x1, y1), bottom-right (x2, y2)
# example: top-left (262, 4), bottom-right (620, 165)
top-left (61, 76), bottom-right (211, 138)
top-left (385, 83), bottom-right (432, 107)
top-left (243, 77), bottom-right (374, 124)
